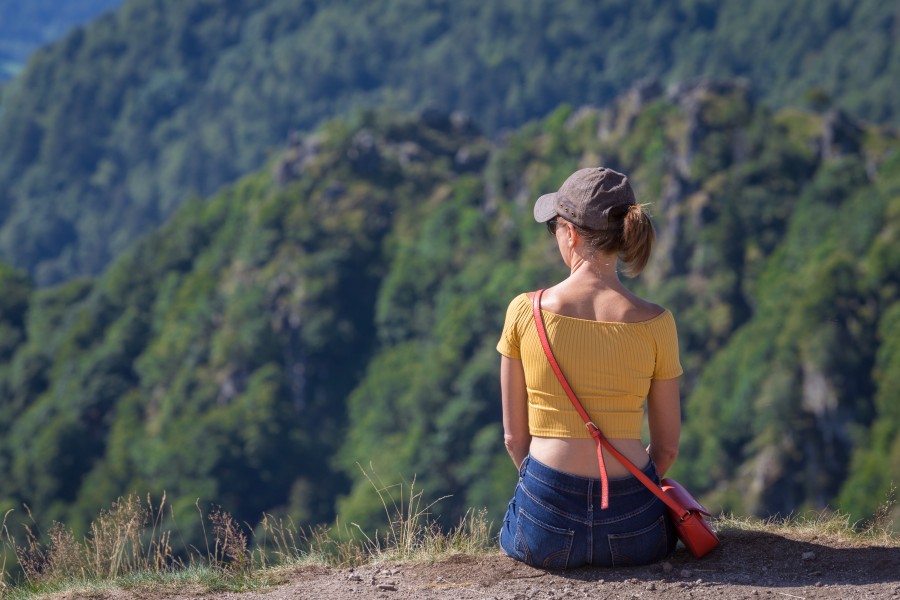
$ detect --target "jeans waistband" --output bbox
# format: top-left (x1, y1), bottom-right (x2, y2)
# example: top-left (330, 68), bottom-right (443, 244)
top-left (520, 454), bottom-right (660, 498)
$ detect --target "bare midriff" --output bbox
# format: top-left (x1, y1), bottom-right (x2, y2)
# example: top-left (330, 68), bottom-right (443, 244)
top-left (529, 436), bottom-right (649, 478)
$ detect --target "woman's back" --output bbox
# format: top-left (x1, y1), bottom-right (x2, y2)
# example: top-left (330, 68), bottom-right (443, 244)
top-left (513, 283), bottom-right (676, 478)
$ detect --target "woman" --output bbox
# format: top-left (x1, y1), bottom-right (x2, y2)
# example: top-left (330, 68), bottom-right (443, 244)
top-left (497, 167), bottom-right (682, 568)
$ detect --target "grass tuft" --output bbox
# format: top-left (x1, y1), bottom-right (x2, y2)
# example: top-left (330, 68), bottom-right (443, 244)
top-left (860, 483), bottom-right (897, 540)
top-left (344, 465), bottom-right (493, 564)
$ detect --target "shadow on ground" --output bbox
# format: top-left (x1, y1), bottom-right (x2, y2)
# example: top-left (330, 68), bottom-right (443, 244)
top-left (550, 529), bottom-right (900, 588)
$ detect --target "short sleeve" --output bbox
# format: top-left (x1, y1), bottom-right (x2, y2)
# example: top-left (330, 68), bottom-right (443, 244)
top-left (652, 311), bottom-right (684, 379)
top-left (496, 294), bottom-right (526, 359)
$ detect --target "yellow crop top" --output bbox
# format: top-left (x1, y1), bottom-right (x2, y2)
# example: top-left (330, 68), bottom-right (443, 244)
top-left (496, 293), bottom-right (683, 439)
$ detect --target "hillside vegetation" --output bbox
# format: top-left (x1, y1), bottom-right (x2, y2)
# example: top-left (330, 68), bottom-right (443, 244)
top-left (0, 0), bottom-right (897, 284)
top-left (1, 83), bottom-right (898, 546)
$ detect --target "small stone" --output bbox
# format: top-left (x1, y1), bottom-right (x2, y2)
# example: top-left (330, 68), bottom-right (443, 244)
top-left (347, 574), bottom-right (362, 582)
top-left (751, 591), bottom-right (759, 596)
top-left (646, 583), bottom-right (657, 591)
top-left (801, 551), bottom-right (816, 561)
top-left (376, 584), bottom-right (397, 592)
top-left (680, 569), bottom-right (692, 578)
top-left (815, 581), bottom-right (824, 587)
top-left (662, 561), bottom-right (673, 573)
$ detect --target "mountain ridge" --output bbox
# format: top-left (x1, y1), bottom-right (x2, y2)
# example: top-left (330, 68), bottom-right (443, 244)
top-left (1, 0), bottom-right (897, 284)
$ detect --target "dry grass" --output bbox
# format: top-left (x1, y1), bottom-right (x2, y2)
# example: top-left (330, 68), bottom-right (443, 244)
top-left (0, 472), bottom-right (494, 599)
top-left (0, 494), bottom-right (267, 599)
top-left (2, 494), bottom-right (180, 591)
top-left (341, 465), bottom-right (494, 565)
top-left (714, 487), bottom-right (899, 547)
top-left (207, 506), bottom-right (251, 573)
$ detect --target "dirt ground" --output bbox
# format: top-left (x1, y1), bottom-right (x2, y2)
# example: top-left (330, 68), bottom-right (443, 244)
top-left (63, 529), bottom-right (900, 600)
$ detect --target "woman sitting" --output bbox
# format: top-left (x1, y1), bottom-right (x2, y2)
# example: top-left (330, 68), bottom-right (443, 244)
top-left (497, 167), bottom-right (682, 568)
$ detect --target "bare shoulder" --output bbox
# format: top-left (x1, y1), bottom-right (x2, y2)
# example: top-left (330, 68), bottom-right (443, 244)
top-left (540, 284), bottom-right (668, 323)
top-left (623, 295), bottom-right (667, 322)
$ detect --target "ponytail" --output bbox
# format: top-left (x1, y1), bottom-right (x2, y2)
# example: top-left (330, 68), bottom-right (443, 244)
top-left (619, 204), bottom-right (655, 276)
top-left (568, 203), bottom-right (656, 277)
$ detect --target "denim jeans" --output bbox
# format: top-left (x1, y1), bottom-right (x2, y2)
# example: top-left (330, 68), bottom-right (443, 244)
top-left (499, 455), bottom-right (677, 568)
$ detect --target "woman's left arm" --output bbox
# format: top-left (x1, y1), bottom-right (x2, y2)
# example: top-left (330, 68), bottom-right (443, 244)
top-left (646, 377), bottom-right (681, 476)
top-left (501, 355), bottom-right (531, 470)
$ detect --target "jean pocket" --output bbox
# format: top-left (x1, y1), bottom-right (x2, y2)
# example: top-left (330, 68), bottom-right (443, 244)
top-left (518, 455), bottom-right (530, 478)
top-left (514, 507), bottom-right (575, 569)
top-left (608, 515), bottom-right (669, 567)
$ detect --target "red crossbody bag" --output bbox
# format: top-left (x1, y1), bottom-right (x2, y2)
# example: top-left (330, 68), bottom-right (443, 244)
top-left (530, 289), bottom-right (719, 558)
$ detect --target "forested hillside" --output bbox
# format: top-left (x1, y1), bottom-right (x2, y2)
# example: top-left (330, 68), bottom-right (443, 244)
top-left (0, 0), bottom-right (122, 80)
top-left (1, 83), bottom-right (897, 543)
top-left (0, 0), bottom-right (897, 284)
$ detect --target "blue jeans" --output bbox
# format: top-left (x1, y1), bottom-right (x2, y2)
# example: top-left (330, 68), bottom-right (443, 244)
top-left (499, 455), bottom-right (677, 568)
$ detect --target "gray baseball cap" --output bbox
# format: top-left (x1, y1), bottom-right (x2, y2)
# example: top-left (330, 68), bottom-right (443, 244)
top-left (533, 167), bottom-right (636, 230)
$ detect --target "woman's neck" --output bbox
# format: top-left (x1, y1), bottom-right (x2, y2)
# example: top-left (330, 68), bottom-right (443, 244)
top-left (568, 251), bottom-right (622, 290)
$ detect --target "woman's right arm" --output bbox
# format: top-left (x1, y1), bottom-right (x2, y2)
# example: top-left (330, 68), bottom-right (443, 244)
top-left (646, 377), bottom-right (680, 476)
top-left (501, 355), bottom-right (531, 470)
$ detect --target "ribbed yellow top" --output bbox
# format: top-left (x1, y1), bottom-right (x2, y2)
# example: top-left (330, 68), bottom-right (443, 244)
top-left (496, 293), bottom-right (683, 439)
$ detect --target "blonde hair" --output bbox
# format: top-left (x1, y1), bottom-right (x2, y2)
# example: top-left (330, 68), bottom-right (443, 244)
top-left (569, 203), bottom-right (655, 276)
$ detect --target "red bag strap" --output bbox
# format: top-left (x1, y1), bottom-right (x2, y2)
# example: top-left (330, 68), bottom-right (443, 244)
top-left (531, 289), bottom-right (689, 519)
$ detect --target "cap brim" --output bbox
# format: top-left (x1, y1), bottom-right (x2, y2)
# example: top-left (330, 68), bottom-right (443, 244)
top-left (533, 193), bottom-right (558, 223)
